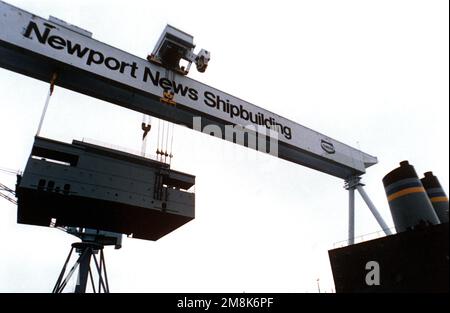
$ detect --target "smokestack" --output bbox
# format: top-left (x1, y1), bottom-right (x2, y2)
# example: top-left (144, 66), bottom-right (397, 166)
top-left (421, 171), bottom-right (449, 223)
top-left (382, 161), bottom-right (440, 233)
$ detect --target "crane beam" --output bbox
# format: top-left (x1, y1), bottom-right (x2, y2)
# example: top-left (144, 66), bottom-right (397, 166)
top-left (0, 1), bottom-right (377, 179)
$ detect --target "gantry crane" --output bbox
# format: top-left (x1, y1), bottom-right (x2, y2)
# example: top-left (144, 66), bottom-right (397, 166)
top-left (0, 2), bottom-right (393, 289)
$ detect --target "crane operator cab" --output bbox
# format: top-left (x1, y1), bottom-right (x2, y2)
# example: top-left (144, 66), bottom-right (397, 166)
top-left (147, 24), bottom-right (210, 75)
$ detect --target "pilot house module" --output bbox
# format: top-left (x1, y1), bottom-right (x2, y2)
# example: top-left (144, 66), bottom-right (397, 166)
top-left (16, 137), bottom-right (195, 241)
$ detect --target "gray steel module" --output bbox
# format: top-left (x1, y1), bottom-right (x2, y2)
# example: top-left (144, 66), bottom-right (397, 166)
top-left (16, 136), bottom-right (195, 241)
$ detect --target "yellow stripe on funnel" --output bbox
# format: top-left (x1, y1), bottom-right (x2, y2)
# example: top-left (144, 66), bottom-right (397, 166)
top-left (430, 196), bottom-right (448, 203)
top-left (388, 187), bottom-right (425, 202)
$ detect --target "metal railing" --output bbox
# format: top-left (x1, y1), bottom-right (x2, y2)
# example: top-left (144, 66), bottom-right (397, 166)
top-left (333, 226), bottom-right (396, 248)
top-left (81, 138), bottom-right (162, 163)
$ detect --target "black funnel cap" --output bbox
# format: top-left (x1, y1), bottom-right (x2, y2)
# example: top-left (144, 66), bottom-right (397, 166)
top-left (383, 160), bottom-right (419, 187)
top-left (421, 171), bottom-right (442, 189)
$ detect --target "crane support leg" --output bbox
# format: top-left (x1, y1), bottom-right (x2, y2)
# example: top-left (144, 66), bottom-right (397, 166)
top-left (356, 185), bottom-right (392, 236)
top-left (345, 176), bottom-right (393, 245)
top-left (348, 188), bottom-right (355, 245)
top-left (53, 242), bottom-right (109, 293)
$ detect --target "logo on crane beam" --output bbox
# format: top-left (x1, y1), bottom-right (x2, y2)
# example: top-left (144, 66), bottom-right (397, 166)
top-left (321, 139), bottom-right (335, 154)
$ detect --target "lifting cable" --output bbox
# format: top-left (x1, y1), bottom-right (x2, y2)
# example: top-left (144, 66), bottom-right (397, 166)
top-left (164, 121), bottom-right (170, 163)
top-left (36, 72), bottom-right (58, 136)
top-left (160, 120), bottom-right (166, 162)
top-left (156, 119), bottom-right (161, 161)
top-left (155, 119), bottom-right (175, 165)
top-left (155, 70), bottom-right (176, 164)
top-left (163, 121), bottom-right (175, 165)
top-left (168, 123), bottom-right (175, 166)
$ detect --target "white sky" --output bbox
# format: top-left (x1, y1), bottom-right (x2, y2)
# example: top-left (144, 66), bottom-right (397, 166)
top-left (0, 0), bottom-right (448, 293)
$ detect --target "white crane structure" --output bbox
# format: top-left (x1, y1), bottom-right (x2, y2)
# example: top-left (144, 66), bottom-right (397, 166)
top-left (0, 0), bottom-right (391, 256)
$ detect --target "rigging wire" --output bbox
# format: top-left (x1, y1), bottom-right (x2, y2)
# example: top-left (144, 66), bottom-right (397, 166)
top-left (36, 73), bottom-right (58, 136)
top-left (0, 181), bottom-right (17, 205)
top-left (0, 166), bottom-right (20, 175)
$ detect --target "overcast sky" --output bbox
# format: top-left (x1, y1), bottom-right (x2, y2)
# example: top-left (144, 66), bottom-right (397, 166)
top-left (0, 0), bottom-right (448, 292)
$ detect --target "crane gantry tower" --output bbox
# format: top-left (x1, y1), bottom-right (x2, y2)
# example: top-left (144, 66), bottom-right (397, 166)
top-left (0, 1), bottom-right (393, 292)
